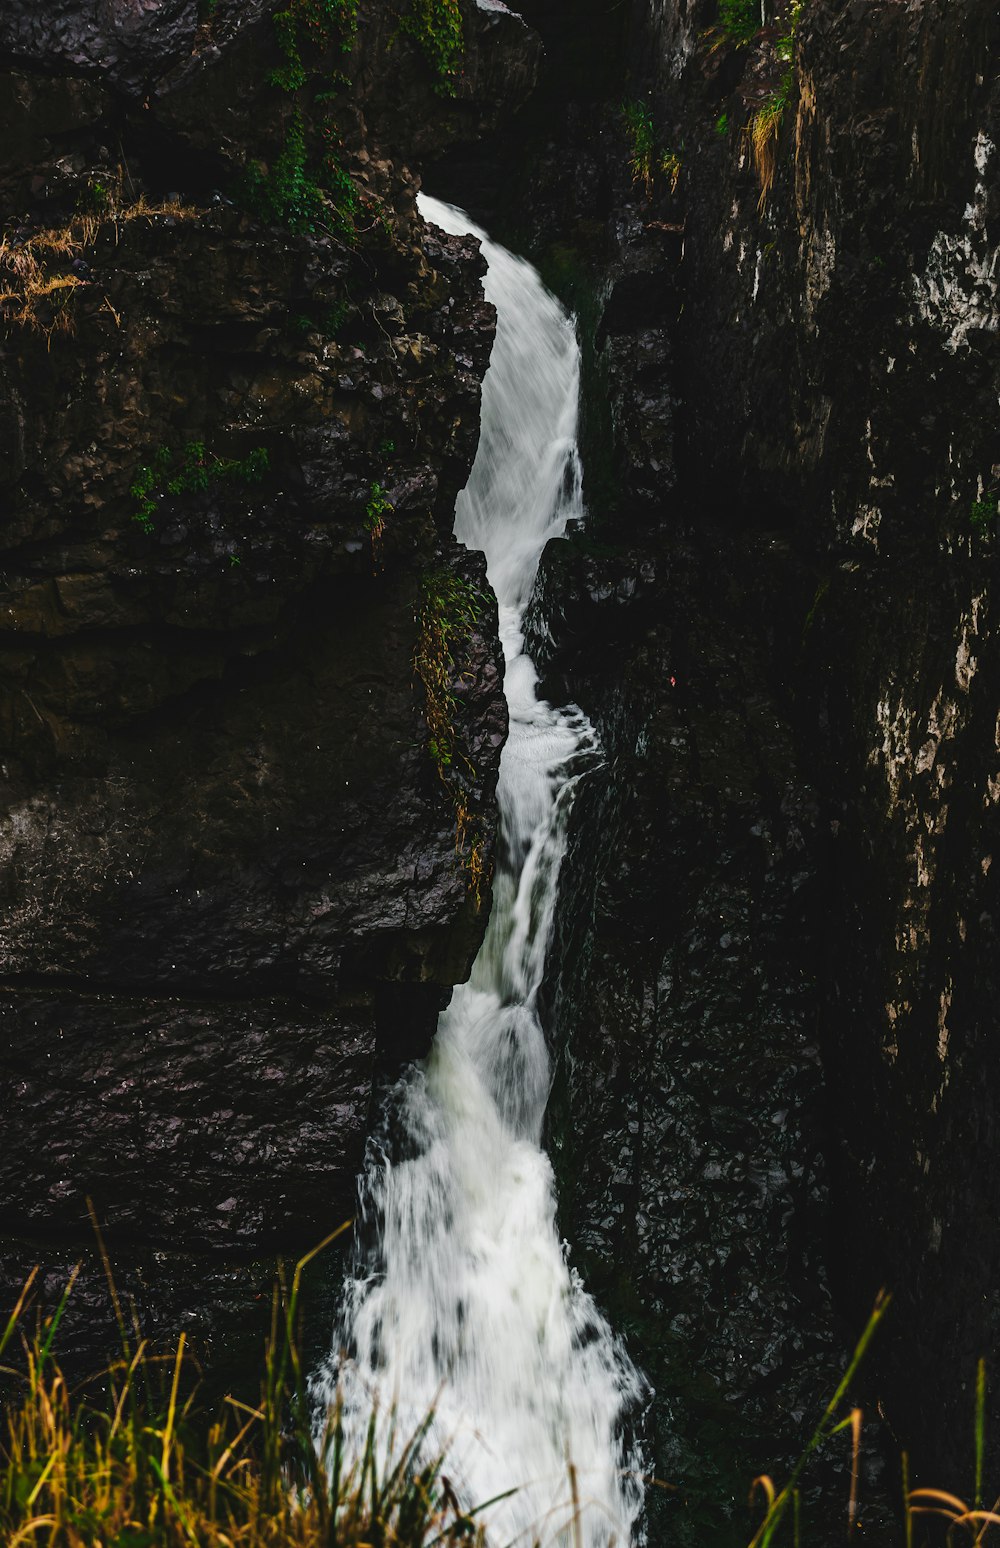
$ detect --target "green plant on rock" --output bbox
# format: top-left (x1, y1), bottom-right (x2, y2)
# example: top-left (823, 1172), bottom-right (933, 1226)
top-left (364, 480), bottom-right (393, 560)
top-left (270, 0), bottom-right (359, 91)
top-left (747, 1), bottom-right (802, 204)
top-left (718, 0), bottom-right (761, 46)
top-left (318, 120), bottom-right (360, 235)
top-left (659, 148), bottom-right (683, 193)
top-left (130, 442), bottom-right (270, 533)
top-left (748, 88), bottom-right (788, 205)
top-left (130, 446), bottom-right (173, 532)
top-left (414, 567), bottom-right (489, 902)
top-left (622, 100), bottom-right (656, 194)
top-left (240, 111), bottom-right (327, 233)
top-left (292, 296), bottom-right (352, 337)
top-left (621, 101), bottom-right (682, 197)
top-left (240, 0), bottom-right (362, 238)
top-left (401, 0), bottom-right (464, 96)
top-left (971, 495), bottom-right (998, 537)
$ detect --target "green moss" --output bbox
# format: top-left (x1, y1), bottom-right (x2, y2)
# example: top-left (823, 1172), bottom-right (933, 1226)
top-left (400, 0), bottom-right (464, 95)
top-left (130, 443), bottom-right (270, 533)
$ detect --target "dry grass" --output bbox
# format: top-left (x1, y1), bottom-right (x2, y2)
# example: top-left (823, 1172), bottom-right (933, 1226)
top-left (0, 1227), bottom-right (492, 1548)
top-left (2, 1240), bottom-right (996, 1546)
top-left (747, 96), bottom-right (785, 208)
top-left (0, 172), bottom-right (199, 344)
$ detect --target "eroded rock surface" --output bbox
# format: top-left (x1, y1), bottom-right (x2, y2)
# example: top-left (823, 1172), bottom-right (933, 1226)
top-left (0, 0), bottom-right (537, 1361)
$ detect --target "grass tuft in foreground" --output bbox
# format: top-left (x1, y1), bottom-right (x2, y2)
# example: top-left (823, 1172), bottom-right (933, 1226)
top-left (4, 1247), bottom-right (998, 1547)
top-left (0, 1224), bottom-right (493, 1548)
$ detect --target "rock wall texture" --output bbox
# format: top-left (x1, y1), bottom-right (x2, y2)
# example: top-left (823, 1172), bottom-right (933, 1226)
top-left (0, 0), bottom-right (539, 1360)
top-left (449, 0), bottom-right (1000, 1535)
top-left (651, 0), bottom-right (1000, 1490)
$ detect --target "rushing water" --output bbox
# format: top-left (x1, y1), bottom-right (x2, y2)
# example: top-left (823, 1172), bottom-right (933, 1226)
top-left (313, 196), bottom-right (646, 1547)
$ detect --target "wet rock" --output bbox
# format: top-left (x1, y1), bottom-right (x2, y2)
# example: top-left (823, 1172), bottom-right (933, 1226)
top-left (0, 0), bottom-right (533, 1366)
top-left (511, 0), bottom-right (1000, 1514)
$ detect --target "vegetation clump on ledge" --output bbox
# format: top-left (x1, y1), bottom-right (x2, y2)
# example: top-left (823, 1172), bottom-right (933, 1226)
top-left (621, 99), bottom-right (682, 197)
top-left (414, 566), bottom-right (490, 902)
top-left (130, 442), bottom-right (270, 533)
top-left (0, 176), bottom-right (199, 343)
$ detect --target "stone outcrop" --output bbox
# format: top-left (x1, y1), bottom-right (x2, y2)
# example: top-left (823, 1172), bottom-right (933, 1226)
top-left (0, 0), bottom-right (538, 1361)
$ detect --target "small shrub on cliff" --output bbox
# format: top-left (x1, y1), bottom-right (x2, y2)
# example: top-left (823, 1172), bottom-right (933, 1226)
top-left (240, 113), bottom-right (326, 232)
top-left (269, 0), bottom-right (359, 91)
top-left (746, 2), bottom-right (801, 204)
top-left (239, 113), bottom-right (358, 236)
top-left (718, 0), bottom-right (761, 46)
top-left (364, 480), bottom-right (393, 562)
top-left (748, 91), bottom-right (787, 205)
top-left (622, 100), bottom-right (656, 193)
top-left (401, 0), bottom-right (464, 95)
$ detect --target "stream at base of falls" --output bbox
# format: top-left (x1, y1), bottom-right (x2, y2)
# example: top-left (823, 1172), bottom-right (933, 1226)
top-left (311, 195), bottom-right (647, 1548)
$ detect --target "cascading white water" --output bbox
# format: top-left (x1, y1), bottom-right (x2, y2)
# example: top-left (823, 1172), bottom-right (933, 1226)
top-left (313, 196), bottom-right (646, 1547)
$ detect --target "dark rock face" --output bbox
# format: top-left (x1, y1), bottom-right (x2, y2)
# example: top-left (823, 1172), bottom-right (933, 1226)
top-left (479, 0), bottom-right (1000, 1530)
top-left (0, 0), bottom-right (537, 1358)
top-left (535, 531), bottom-right (850, 1545)
top-left (653, 0), bottom-right (1000, 1488)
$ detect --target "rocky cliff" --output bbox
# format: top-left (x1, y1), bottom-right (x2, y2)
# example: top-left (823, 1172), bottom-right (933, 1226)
top-left (653, 0), bottom-right (1000, 1493)
top-left (4, 0), bottom-right (999, 1532)
top-left (433, 0), bottom-right (1000, 1534)
top-left (0, 0), bottom-right (538, 1362)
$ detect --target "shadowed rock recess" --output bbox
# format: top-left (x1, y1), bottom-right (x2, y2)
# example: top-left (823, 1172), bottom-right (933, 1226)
top-left (0, 0), bottom-right (540, 1359)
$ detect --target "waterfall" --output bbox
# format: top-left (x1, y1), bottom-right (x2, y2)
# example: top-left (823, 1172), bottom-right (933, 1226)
top-left (313, 196), bottom-right (647, 1547)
